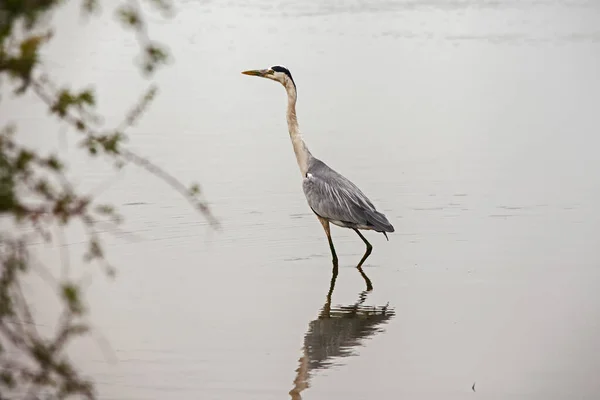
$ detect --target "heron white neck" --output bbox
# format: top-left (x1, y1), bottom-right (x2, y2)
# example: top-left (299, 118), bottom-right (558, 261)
top-left (285, 82), bottom-right (310, 177)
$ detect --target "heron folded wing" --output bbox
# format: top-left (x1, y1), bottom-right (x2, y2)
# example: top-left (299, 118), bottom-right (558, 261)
top-left (302, 170), bottom-right (374, 227)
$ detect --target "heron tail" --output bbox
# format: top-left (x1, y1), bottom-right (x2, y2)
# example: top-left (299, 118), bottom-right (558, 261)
top-left (366, 209), bottom-right (395, 234)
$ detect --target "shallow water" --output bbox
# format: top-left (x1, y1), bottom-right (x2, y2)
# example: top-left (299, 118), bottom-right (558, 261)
top-left (7, 0), bottom-right (600, 398)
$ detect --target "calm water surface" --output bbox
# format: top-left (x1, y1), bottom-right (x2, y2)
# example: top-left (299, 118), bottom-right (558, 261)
top-left (8, 0), bottom-right (600, 399)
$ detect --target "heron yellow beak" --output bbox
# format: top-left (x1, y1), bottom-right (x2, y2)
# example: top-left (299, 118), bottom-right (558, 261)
top-left (241, 69), bottom-right (272, 77)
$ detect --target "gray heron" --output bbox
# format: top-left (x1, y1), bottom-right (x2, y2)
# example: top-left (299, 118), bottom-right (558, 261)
top-left (242, 65), bottom-right (394, 269)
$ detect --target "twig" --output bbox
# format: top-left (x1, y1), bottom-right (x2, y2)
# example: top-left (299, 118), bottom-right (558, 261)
top-left (121, 148), bottom-right (220, 228)
top-left (57, 225), bottom-right (70, 281)
top-left (30, 77), bottom-right (219, 228)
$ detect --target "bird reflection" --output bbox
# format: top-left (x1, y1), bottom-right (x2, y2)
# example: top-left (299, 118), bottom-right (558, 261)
top-left (289, 264), bottom-right (395, 399)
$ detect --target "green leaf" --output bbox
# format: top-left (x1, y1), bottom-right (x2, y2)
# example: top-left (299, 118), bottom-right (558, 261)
top-left (77, 89), bottom-right (95, 106)
top-left (61, 282), bottom-right (84, 314)
top-left (15, 150), bottom-right (35, 171)
top-left (142, 43), bottom-right (169, 75)
top-left (34, 178), bottom-right (52, 199)
top-left (44, 154), bottom-right (63, 171)
top-left (76, 119), bottom-right (86, 131)
top-left (19, 35), bottom-right (46, 59)
top-left (84, 238), bottom-right (103, 262)
top-left (98, 132), bottom-right (124, 154)
top-left (52, 90), bottom-right (75, 117)
top-left (82, 0), bottom-right (99, 14)
top-left (189, 183), bottom-right (201, 195)
top-left (117, 6), bottom-right (142, 28)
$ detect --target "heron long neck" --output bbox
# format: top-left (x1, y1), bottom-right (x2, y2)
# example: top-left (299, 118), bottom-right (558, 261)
top-left (285, 82), bottom-right (310, 176)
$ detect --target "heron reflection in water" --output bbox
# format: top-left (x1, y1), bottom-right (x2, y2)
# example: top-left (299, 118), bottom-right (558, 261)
top-left (288, 266), bottom-right (395, 399)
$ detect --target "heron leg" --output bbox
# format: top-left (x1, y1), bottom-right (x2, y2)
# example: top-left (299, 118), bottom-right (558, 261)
top-left (320, 260), bottom-right (339, 318)
top-left (353, 228), bottom-right (373, 269)
top-left (318, 217), bottom-right (338, 266)
top-left (357, 264), bottom-right (373, 291)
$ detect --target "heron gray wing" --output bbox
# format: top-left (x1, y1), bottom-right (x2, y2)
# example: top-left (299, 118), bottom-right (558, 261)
top-left (302, 158), bottom-right (394, 232)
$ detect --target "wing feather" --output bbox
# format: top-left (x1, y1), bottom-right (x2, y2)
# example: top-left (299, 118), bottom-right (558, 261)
top-left (302, 159), bottom-right (394, 232)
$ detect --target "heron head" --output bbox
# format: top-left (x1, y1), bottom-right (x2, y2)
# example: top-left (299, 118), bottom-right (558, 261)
top-left (242, 65), bottom-right (296, 89)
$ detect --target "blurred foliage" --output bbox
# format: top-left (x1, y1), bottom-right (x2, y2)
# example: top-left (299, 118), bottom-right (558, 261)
top-left (0, 0), bottom-right (218, 398)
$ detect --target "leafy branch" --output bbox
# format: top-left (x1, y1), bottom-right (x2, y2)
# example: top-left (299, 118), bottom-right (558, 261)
top-left (0, 0), bottom-right (218, 398)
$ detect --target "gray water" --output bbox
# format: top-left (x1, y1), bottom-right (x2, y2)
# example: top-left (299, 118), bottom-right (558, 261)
top-left (7, 0), bottom-right (600, 399)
